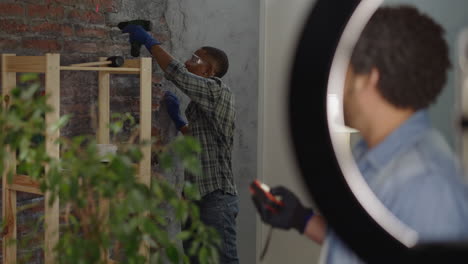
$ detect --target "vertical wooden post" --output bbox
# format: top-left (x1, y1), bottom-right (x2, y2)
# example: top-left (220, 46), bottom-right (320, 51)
top-left (98, 57), bottom-right (110, 144)
top-left (97, 57), bottom-right (111, 262)
top-left (2, 53), bottom-right (18, 264)
top-left (138, 57), bottom-right (152, 260)
top-left (138, 57), bottom-right (152, 185)
top-left (44, 53), bottom-right (60, 264)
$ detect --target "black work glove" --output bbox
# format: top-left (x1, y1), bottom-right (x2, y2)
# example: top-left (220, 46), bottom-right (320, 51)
top-left (253, 186), bottom-right (314, 234)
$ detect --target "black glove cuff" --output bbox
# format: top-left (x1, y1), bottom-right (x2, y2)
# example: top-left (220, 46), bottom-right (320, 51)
top-left (293, 207), bottom-right (314, 234)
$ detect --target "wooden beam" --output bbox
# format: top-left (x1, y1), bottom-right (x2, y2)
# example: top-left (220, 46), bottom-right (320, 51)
top-left (44, 53), bottom-right (60, 264)
top-left (2, 53), bottom-right (18, 264)
top-left (5, 55), bottom-right (46, 73)
top-left (8, 174), bottom-right (43, 195)
top-left (121, 59), bottom-right (140, 69)
top-left (138, 57), bottom-right (152, 261)
top-left (138, 57), bottom-right (152, 186)
top-left (70, 61), bottom-right (112, 67)
top-left (98, 57), bottom-right (110, 144)
top-left (60, 66), bottom-right (140, 73)
top-left (98, 57), bottom-right (111, 263)
top-left (3, 188), bottom-right (16, 262)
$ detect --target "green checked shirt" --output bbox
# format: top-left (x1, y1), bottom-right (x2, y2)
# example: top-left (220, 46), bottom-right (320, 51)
top-left (165, 60), bottom-right (237, 197)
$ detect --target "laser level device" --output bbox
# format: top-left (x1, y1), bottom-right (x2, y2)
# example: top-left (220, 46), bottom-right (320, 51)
top-left (249, 180), bottom-right (284, 214)
top-left (117, 20), bottom-right (152, 57)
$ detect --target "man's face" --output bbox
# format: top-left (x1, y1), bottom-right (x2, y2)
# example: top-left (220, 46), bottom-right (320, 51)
top-left (184, 49), bottom-right (214, 78)
top-left (343, 66), bottom-right (361, 128)
top-left (343, 65), bottom-right (381, 129)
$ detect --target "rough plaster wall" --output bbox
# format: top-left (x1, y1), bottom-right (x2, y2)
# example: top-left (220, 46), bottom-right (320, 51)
top-left (164, 1), bottom-right (260, 263)
top-left (0, 0), bottom-right (182, 262)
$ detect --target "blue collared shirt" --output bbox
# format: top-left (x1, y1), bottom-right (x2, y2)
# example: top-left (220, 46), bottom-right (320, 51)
top-left (324, 110), bottom-right (468, 263)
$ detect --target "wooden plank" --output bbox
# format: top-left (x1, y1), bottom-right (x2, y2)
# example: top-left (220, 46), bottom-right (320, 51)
top-left (98, 57), bottom-right (110, 144)
top-left (138, 57), bottom-right (152, 262)
top-left (138, 57), bottom-right (152, 186)
top-left (60, 66), bottom-right (140, 73)
top-left (45, 53), bottom-right (60, 264)
top-left (2, 53), bottom-right (18, 264)
top-left (3, 189), bottom-right (17, 263)
top-left (61, 59), bottom-right (140, 74)
top-left (70, 61), bottom-right (111, 67)
top-left (69, 59), bottom-right (139, 69)
top-left (8, 174), bottom-right (43, 195)
top-left (100, 60), bottom-right (140, 75)
top-left (5, 55), bottom-right (46, 73)
top-left (121, 59), bottom-right (140, 69)
top-left (98, 57), bottom-right (111, 263)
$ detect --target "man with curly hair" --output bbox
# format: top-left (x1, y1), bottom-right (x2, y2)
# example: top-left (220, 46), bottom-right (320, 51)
top-left (253, 5), bottom-right (468, 263)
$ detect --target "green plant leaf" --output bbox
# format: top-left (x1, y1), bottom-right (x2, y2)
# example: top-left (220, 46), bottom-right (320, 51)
top-left (176, 231), bottom-right (191, 241)
top-left (198, 247), bottom-right (208, 264)
top-left (166, 245), bottom-right (179, 263)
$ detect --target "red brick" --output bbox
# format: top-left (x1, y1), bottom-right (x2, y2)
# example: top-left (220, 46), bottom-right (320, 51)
top-left (76, 26), bottom-right (108, 38)
top-left (0, 19), bottom-right (28, 34)
top-left (99, 43), bottom-right (127, 53)
top-left (27, 4), bottom-right (64, 19)
top-left (22, 39), bottom-right (61, 52)
top-left (68, 10), bottom-right (105, 24)
top-left (30, 22), bottom-right (74, 37)
top-left (50, 0), bottom-right (75, 5)
top-left (65, 104), bottom-right (91, 115)
top-left (0, 39), bottom-right (20, 49)
top-left (93, 0), bottom-right (117, 12)
top-left (64, 41), bottom-right (98, 53)
top-left (0, 3), bottom-right (24, 16)
top-left (53, 0), bottom-right (114, 8)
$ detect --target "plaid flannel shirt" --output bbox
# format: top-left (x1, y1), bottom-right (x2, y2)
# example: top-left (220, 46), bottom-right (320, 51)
top-left (165, 60), bottom-right (237, 197)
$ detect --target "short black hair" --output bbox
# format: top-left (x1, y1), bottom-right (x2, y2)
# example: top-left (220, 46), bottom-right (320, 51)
top-left (201, 46), bottom-right (229, 78)
top-left (350, 5), bottom-right (451, 110)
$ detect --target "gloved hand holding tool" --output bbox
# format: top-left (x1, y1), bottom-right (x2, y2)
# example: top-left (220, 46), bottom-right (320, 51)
top-left (118, 20), bottom-right (160, 57)
top-left (250, 181), bottom-right (315, 261)
top-left (250, 180), bottom-right (314, 233)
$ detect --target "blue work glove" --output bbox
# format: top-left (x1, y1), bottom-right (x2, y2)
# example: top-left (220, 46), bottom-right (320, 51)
top-left (253, 186), bottom-right (314, 233)
top-left (122, 24), bottom-right (161, 52)
top-left (164, 91), bottom-right (188, 130)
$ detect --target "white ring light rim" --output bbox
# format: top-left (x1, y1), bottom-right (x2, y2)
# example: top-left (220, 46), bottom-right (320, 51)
top-left (326, 0), bottom-right (419, 248)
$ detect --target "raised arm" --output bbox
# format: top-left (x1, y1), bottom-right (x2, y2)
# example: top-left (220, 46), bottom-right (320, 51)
top-left (122, 25), bottom-right (222, 112)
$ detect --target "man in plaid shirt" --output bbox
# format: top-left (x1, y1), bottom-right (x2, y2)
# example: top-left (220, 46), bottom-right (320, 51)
top-left (123, 25), bottom-right (239, 263)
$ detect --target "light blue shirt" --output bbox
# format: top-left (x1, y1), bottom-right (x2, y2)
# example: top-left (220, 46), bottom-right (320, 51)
top-left (325, 110), bottom-right (468, 263)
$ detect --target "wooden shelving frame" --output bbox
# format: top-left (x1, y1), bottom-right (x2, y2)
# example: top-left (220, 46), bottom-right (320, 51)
top-left (1, 53), bottom-right (152, 263)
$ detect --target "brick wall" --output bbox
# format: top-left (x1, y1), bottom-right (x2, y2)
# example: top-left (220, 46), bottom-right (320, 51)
top-left (0, 0), bottom-right (178, 262)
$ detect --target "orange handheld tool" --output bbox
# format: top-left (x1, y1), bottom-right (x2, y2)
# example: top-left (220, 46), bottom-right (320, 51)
top-left (249, 180), bottom-right (284, 213)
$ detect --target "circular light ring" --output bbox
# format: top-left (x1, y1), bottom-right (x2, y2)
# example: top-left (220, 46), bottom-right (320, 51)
top-left (288, 0), bottom-right (468, 262)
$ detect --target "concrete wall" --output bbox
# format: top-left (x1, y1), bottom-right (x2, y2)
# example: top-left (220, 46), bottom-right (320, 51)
top-left (164, 1), bottom-right (260, 263)
top-left (258, 0), bottom-right (323, 263)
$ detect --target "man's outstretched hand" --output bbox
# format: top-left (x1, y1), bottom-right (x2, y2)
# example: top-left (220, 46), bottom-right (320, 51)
top-left (122, 24), bottom-right (161, 52)
top-left (164, 91), bottom-right (188, 131)
top-left (252, 186), bottom-right (314, 234)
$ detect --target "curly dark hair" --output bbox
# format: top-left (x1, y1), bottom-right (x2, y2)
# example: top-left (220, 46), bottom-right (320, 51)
top-left (201, 46), bottom-right (229, 78)
top-left (350, 5), bottom-right (451, 110)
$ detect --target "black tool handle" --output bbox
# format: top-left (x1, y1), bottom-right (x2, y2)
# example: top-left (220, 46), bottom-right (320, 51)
top-left (130, 42), bottom-right (141, 57)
